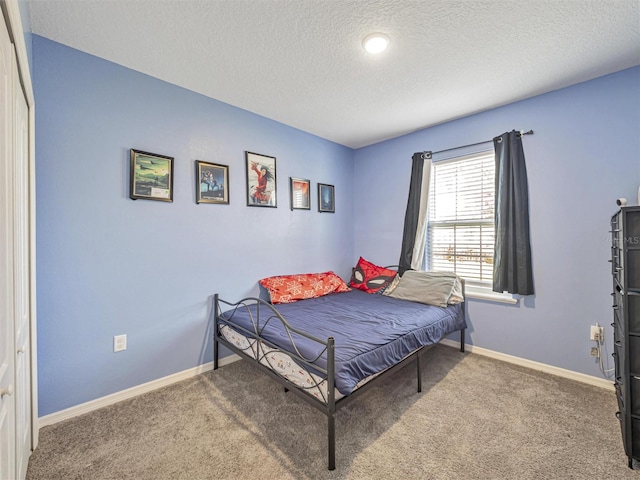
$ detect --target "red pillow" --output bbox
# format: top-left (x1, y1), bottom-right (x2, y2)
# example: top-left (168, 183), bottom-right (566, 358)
top-left (349, 257), bottom-right (397, 294)
top-left (259, 271), bottom-right (351, 304)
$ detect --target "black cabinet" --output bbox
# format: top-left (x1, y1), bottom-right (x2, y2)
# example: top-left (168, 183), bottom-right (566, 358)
top-left (611, 207), bottom-right (640, 469)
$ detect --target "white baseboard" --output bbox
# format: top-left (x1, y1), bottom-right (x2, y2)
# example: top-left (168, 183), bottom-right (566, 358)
top-left (440, 339), bottom-right (614, 391)
top-left (38, 354), bottom-right (241, 427)
top-left (39, 342), bottom-right (614, 427)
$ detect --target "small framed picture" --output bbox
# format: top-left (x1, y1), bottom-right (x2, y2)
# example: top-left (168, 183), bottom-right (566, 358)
top-left (196, 161), bottom-right (229, 204)
top-left (130, 149), bottom-right (174, 202)
top-left (318, 183), bottom-right (335, 213)
top-left (290, 177), bottom-right (310, 210)
top-left (246, 151), bottom-right (277, 207)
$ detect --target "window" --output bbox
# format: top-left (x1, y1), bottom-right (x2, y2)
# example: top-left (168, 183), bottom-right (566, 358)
top-left (426, 151), bottom-right (495, 288)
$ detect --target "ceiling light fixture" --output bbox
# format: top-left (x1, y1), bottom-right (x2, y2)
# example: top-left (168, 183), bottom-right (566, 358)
top-left (362, 33), bottom-right (390, 54)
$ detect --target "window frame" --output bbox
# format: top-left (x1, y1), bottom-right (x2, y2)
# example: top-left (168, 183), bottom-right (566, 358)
top-left (425, 150), bottom-right (516, 304)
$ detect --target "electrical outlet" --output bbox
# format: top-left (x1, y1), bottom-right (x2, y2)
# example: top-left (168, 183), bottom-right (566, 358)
top-left (590, 347), bottom-right (599, 357)
top-left (590, 325), bottom-right (604, 343)
top-left (114, 334), bottom-right (127, 352)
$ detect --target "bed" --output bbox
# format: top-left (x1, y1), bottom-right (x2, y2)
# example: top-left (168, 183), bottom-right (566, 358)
top-left (212, 267), bottom-right (466, 470)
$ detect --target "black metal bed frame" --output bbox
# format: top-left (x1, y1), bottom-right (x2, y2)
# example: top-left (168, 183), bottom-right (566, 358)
top-left (213, 289), bottom-right (466, 470)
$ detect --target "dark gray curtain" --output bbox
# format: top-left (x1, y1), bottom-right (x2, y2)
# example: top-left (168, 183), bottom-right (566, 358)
top-left (398, 153), bottom-right (426, 275)
top-left (493, 130), bottom-right (534, 295)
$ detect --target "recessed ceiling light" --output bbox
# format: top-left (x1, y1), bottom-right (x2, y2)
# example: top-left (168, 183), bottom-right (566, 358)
top-left (362, 33), bottom-right (390, 54)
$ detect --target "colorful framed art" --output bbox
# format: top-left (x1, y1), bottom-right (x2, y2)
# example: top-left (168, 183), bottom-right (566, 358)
top-left (196, 160), bottom-right (229, 204)
top-left (290, 177), bottom-right (311, 210)
top-left (129, 149), bottom-right (174, 202)
top-left (246, 151), bottom-right (277, 207)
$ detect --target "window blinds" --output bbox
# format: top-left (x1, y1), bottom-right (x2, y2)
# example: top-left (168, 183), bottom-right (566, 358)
top-left (427, 151), bottom-right (495, 284)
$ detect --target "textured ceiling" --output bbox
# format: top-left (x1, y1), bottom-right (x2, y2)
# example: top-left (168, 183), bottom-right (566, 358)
top-left (28, 0), bottom-right (640, 149)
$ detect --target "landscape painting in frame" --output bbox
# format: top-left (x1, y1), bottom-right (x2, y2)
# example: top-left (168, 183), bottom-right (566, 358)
top-left (290, 177), bottom-right (310, 210)
top-left (318, 183), bottom-right (335, 213)
top-left (246, 151), bottom-right (277, 207)
top-left (129, 149), bottom-right (174, 202)
top-left (196, 160), bottom-right (229, 204)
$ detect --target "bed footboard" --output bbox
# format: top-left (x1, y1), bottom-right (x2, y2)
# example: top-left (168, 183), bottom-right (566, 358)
top-left (213, 293), bottom-right (339, 469)
top-left (213, 294), bottom-right (337, 401)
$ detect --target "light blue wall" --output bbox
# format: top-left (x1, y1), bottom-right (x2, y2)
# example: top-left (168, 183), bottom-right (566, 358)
top-left (354, 66), bottom-right (640, 378)
top-left (33, 36), bottom-right (355, 416)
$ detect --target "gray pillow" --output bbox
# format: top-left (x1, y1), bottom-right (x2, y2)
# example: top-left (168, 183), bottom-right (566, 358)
top-left (383, 270), bottom-right (463, 307)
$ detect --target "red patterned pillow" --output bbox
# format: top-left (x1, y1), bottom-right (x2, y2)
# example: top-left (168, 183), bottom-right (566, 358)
top-left (259, 271), bottom-right (351, 304)
top-left (349, 257), bottom-right (398, 294)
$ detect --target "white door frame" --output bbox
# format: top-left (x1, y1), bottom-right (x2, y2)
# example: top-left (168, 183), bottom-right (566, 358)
top-left (2, 0), bottom-right (39, 452)
top-left (0, 12), bottom-right (16, 480)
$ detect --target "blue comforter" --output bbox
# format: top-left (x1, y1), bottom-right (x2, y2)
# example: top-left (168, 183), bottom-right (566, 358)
top-left (219, 289), bottom-right (465, 396)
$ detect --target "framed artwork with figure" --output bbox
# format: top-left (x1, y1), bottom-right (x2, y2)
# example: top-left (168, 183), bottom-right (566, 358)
top-left (196, 161), bottom-right (229, 204)
top-left (318, 183), bottom-right (335, 213)
top-left (246, 151), bottom-right (277, 207)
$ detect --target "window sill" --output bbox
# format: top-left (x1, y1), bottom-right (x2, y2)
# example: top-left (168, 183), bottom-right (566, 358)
top-left (464, 285), bottom-right (518, 305)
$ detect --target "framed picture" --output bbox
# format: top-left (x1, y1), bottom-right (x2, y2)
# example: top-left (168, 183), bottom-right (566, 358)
top-left (246, 151), bottom-right (277, 207)
top-left (290, 177), bottom-right (310, 210)
top-left (196, 161), bottom-right (229, 204)
top-left (318, 183), bottom-right (335, 213)
top-left (130, 149), bottom-right (174, 202)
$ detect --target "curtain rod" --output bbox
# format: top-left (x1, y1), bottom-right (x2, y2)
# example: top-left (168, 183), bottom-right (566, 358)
top-left (422, 130), bottom-right (533, 159)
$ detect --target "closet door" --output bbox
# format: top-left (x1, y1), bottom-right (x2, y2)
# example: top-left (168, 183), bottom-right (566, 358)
top-left (14, 54), bottom-right (31, 479)
top-left (0, 14), bottom-right (16, 480)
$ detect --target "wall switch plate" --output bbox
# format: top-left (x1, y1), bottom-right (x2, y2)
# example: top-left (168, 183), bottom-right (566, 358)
top-left (114, 334), bottom-right (127, 352)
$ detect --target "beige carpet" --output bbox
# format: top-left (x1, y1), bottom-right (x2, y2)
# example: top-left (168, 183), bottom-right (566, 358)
top-left (26, 345), bottom-right (637, 479)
